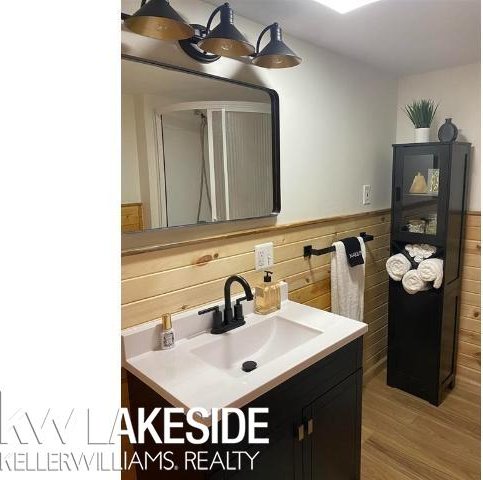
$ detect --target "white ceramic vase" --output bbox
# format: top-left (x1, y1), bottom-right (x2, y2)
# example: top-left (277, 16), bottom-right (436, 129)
top-left (414, 128), bottom-right (430, 143)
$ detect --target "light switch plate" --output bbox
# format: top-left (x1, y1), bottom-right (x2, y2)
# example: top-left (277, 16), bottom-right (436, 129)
top-left (363, 185), bottom-right (371, 205)
top-left (255, 242), bottom-right (274, 271)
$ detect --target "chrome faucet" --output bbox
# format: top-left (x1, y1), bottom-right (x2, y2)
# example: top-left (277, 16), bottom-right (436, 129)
top-left (198, 275), bottom-right (254, 334)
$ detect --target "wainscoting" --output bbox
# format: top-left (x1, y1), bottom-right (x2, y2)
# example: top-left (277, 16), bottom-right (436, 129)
top-left (458, 212), bottom-right (481, 385)
top-left (121, 203), bottom-right (144, 233)
top-left (121, 210), bottom-right (480, 381)
top-left (122, 209), bottom-right (391, 375)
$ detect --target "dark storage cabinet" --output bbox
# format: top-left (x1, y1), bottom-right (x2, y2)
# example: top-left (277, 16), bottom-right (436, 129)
top-left (387, 142), bottom-right (470, 405)
top-left (128, 338), bottom-right (363, 479)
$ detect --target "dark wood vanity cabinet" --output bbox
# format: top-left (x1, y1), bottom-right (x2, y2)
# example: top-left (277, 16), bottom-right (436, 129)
top-left (387, 142), bottom-right (470, 406)
top-left (127, 338), bottom-right (363, 480)
top-left (302, 374), bottom-right (362, 480)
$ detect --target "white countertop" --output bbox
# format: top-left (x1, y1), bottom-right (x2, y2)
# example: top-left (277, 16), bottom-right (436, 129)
top-left (122, 285), bottom-right (367, 424)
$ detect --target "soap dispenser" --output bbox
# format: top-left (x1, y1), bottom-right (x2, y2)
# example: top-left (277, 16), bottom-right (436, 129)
top-left (255, 271), bottom-right (281, 315)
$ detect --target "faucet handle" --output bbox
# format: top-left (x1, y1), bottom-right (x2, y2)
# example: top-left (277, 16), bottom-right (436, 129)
top-left (198, 305), bottom-right (220, 315)
top-left (234, 296), bottom-right (249, 322)
top-left (198, 305), bottom-right (224, 333)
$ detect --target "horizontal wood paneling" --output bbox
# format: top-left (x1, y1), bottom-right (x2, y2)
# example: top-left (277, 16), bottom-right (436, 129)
top-left (457, 212), bottom-right (481, 385)
top-left (121, 210), bottom-right (391, 375)
top-left (122, 203), bottom-right (144, 233)
top-left (120, 211), bottom-right (480, 387)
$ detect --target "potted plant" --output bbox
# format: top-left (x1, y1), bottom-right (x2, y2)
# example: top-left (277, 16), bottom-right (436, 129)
top-left (404, 99), bottom-right (438, 143)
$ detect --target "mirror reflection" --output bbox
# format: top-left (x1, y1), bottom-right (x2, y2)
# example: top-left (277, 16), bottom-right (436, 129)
top-left (121, 58), bottom-right (276, 232)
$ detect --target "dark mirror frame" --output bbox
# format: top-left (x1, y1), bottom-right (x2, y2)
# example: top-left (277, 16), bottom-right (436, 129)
top-left (121, 54), bottom-right (281, 239)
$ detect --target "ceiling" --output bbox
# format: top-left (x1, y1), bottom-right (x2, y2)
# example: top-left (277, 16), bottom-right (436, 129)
top-left (205, 0), bottom-right (481, 75)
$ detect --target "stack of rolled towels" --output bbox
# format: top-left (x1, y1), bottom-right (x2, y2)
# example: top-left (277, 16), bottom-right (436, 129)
top-left (386, 244), bottom-right (443, 295)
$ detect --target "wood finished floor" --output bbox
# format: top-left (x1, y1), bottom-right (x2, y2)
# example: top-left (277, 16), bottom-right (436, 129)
top-left (361, 370), bottom-right (481, 480)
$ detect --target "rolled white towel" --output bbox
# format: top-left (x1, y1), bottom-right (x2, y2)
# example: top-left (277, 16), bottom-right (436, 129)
top-left (402, 270), bottom-right (428, 295)
top-left (405, 244), bottom-right (437, 263)
top-left (386, 254), bottom-right (411, 281)
top-left (418, 258), bottom-right (444, 289)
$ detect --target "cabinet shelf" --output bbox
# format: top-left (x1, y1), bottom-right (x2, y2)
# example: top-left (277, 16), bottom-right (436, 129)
top-left (404, 192), bottom-right (439, 197)
top-left (393, 231), bottom-right (444, 246)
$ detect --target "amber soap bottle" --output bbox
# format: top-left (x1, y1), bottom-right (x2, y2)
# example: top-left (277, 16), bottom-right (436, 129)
top-left (255, 271), bottom-right (281, 315)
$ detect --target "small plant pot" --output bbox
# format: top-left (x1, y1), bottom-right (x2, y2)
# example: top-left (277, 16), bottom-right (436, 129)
top-left (415, 128), bottom-right (430, 143)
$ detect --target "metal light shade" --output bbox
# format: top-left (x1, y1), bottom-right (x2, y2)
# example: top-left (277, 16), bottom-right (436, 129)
top-left (253, 24), bottom-right (301, 69)
top-left (198, 3), bottom-right (255, 58)
top-left (124, 0), bottom-right (194, 41)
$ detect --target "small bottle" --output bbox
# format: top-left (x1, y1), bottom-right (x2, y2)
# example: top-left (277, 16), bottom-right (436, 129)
top-left (160, 313), bottom-right (175, 350)
top-left (255, 271), bottom-right (281, 315)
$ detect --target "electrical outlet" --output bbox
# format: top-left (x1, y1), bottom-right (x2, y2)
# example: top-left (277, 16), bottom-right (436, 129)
top-left (363, 185), bottom-right (371, 205)
top-left (255, 242), bottom-right (274, 271)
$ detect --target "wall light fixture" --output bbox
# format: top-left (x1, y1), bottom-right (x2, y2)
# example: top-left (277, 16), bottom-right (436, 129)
top-left (122, 1), bottom-right (302, 69)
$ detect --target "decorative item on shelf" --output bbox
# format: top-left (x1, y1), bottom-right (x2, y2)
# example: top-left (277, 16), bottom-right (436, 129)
top-left (427, 168), bottom-right (439, 194)
top-left (122, 2), bottom-right (301, 68)
top-left (404, 99), bottom-right (439, 143)
top-left (407, 219), bottom-right (426, 234)
top-left (409, 172), bottom-right (428, 194)
top-left (425, 213), bottom-right (437, 235)
top-left (438, 118), bottom-right (458, 143)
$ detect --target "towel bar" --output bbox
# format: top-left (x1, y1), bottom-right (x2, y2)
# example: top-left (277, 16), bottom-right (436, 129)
top-left (303, 232), bottom-right (374, 259)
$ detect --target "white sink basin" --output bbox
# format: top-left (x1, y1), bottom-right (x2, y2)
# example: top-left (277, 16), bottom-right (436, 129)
top-left (191, 316), bottom-right (322, 377)
top-left (121, 283), bottom-right (367, 423)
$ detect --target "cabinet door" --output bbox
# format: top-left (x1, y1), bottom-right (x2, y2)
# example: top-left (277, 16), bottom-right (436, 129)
top-left (223, 422), bottom-right (303, 480)
top-left (440, 287), bottom-right (459, 385)
top-left (387, 280), bottom-right (443, 404)
top-left (303, 371), bottom-right (362, 480)
top-left (392, 145), bottom-right (449, 245)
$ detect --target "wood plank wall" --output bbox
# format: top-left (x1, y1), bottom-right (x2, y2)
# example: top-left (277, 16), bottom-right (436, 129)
top-left (122, 209), bottom-right (391, 375)
top-left (457, 212), bottom-right (481, 385)
top-left (122, 203), bottom-right (144, 233)
top-left (121, 210), bottom-right (480, 381)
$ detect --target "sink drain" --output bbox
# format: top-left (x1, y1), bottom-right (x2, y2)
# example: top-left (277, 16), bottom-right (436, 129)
top-left (242, 360), bottom-right (257, 372)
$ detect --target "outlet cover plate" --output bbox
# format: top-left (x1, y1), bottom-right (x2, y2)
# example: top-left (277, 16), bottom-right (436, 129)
top-left (363, 185), bottom-right (371, 205)
top-left (255, 242), bottom-right (274, 271)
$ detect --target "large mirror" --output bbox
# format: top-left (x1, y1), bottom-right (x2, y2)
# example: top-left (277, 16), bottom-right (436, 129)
top-left (122, 55), bottom-right (280, 233)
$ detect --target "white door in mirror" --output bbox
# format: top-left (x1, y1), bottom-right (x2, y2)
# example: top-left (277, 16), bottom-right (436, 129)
top-left (255, 242), bottom-right (274, 271)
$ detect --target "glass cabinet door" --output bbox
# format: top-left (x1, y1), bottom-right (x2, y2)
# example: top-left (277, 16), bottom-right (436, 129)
top-left (393, 146), bottom-right (448, 244)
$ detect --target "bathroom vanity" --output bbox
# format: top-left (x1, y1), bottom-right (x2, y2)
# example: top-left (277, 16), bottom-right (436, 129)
top-left (122, 285), bottom-right (367, 479)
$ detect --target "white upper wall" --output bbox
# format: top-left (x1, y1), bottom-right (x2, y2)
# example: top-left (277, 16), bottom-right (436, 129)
top-left (121, 94), bottom-right (141, 203)
top-left (121, 0), bottom-right (398, 224)
top-left (396, 63), bottom-right (481, 211)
